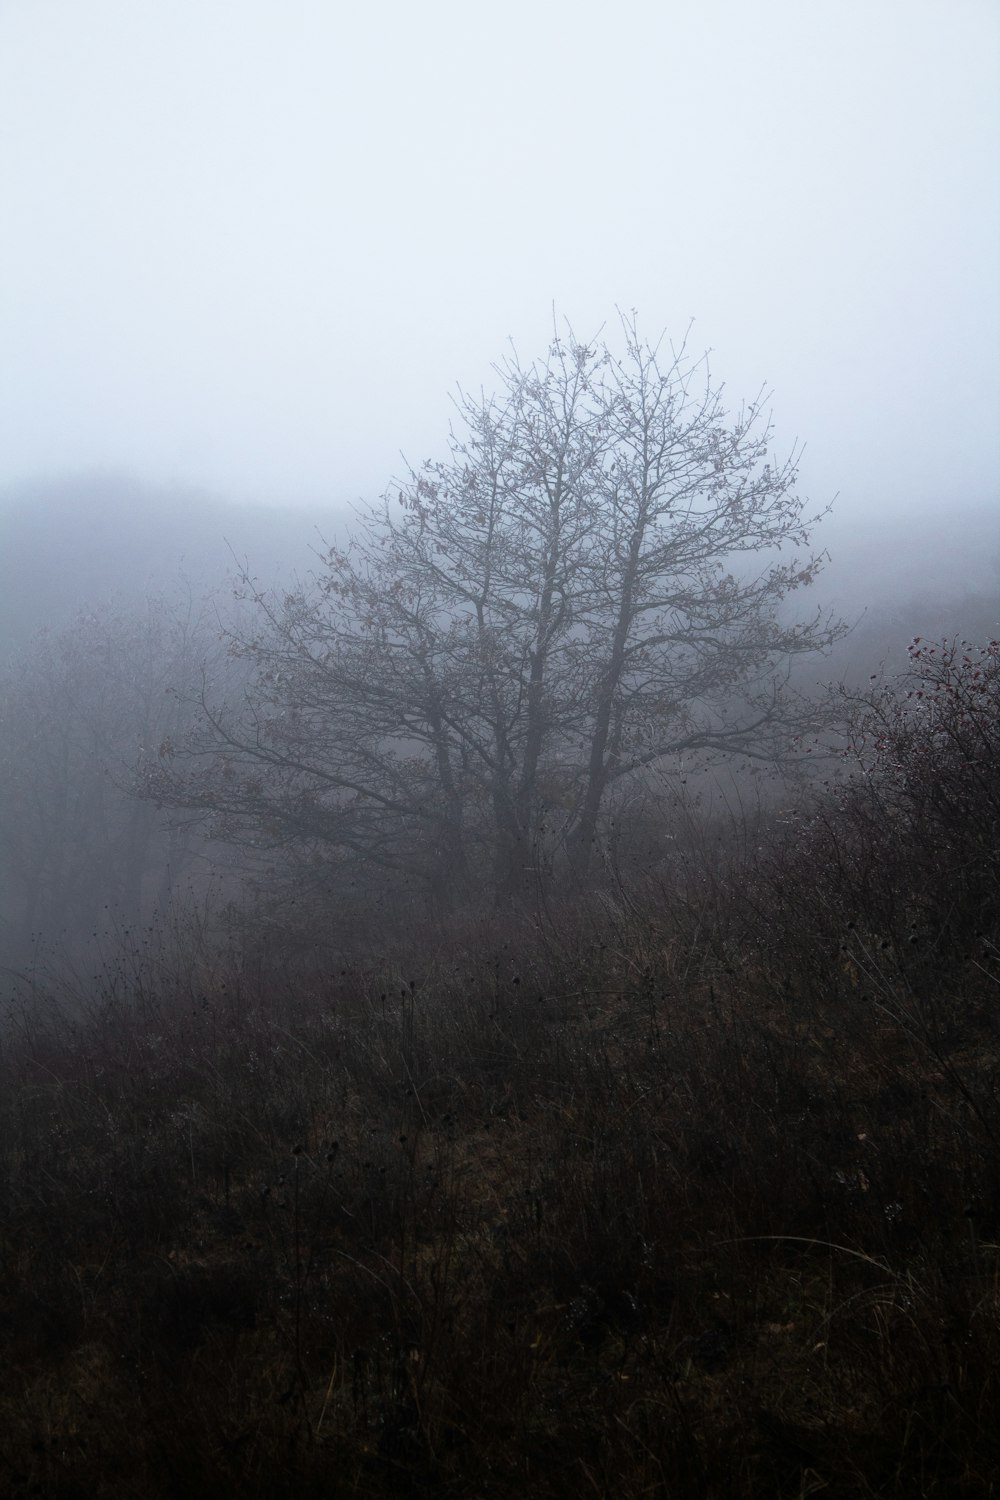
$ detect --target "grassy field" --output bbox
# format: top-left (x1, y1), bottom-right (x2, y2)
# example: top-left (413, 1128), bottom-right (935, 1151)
top-left (1, 644), bottom-right (997, 1497)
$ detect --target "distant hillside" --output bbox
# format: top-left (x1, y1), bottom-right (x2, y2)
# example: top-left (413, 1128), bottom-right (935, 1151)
top-left (815, 499), bottom-right (999, 678)
top-left (0, 472), bottom-right (349, 652)
top-left (2, 474), bottom-right (995, 663)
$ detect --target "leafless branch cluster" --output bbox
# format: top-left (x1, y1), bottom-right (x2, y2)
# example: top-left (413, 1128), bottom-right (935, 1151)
top-left (144, 318), bottom-right (845, 905)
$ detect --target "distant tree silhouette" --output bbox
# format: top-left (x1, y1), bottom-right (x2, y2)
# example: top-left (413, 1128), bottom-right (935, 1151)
top-left (0, 599), bottom-right (217, 965)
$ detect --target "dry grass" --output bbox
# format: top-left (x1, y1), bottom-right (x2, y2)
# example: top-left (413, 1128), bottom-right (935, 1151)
top-left (1, 642), bottom-right (997, 1496)
top-left (1, 911), bottom-right (998, 1498)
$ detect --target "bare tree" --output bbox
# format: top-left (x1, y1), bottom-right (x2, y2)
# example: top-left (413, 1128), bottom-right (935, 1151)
top-left (146, 317), bottom-right (845, 904)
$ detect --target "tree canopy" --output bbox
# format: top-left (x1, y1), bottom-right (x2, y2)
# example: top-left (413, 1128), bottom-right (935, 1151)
top-left (145, 318), bottom-right (844, 905)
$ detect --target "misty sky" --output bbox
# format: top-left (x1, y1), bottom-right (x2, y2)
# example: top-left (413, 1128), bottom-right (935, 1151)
top-left (1, 0), bottom-right (998, 530)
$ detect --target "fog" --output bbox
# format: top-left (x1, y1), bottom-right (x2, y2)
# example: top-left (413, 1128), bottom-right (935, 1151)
top-left (1, 0), bottom-right (998, 971)
top-left (1, 0), bottom-right (997, 529)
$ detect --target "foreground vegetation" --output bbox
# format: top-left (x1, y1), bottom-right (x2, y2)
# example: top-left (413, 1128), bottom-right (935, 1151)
top-left (1, 640), bottom-right (997, 1497)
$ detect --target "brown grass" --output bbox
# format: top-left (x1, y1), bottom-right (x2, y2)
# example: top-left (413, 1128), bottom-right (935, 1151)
top-left (1, 641), bottom-right (997, 1496)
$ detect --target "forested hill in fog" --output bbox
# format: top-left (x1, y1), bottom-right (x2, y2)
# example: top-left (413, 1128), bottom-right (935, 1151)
top-left (0, 474), bottom-right (349, 650)
top-left (816, 496), bottom-right (999, 669)
top-left (2, 473), bottom-right (996, 662)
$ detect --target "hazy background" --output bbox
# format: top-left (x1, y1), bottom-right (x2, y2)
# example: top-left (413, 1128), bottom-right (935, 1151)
top-left (1, 0), bottom-right (998, 627)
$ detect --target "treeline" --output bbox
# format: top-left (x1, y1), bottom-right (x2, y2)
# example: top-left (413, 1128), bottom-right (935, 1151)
top-left (1, 586), bottom-right (994, 978)
top-left (1, 558), bottom-right (996, 976)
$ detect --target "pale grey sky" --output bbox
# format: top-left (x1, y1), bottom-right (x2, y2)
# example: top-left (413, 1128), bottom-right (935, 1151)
top-left (1, 0), bottom-right (997, 527)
